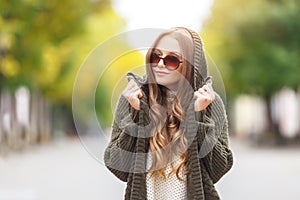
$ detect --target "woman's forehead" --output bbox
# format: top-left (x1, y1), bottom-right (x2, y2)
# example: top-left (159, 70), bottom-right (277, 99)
top-left (155, 35), bottom-right (181, 55)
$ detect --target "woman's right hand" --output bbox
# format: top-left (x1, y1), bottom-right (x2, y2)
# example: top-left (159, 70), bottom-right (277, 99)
top-left (121, 79), bottom-right (143, 110)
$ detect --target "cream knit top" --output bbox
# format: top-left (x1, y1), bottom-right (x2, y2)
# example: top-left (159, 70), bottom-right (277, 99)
top-left (146, 153), bottom-right (188, 200)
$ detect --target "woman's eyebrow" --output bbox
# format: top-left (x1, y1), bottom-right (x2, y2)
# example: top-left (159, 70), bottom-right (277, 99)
top-left (168, 51), bottom-right (183, 59)
top-left (169, 51), bottom-right (182, 56)
top-left (153, 48), bottom-right (162, 53)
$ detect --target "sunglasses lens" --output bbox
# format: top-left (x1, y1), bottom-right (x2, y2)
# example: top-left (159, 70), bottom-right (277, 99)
top-left (164, 55), bottom-right (180, 70)
top-left (151, 53), bottom-right (160, 66)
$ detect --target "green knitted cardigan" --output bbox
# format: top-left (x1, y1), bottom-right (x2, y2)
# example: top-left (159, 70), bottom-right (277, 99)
top-left (104, 28), bottom-right (233, 200)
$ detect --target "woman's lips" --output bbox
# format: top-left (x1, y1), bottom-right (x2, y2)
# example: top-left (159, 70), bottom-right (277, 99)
top-left (155, 71), bottom-right (169, 76)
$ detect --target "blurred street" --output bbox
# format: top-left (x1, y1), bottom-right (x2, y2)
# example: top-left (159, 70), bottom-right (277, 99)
top-left (1, 136), bottom-right (300, 200)
top-left (1, 0), bottom-right (299, 199)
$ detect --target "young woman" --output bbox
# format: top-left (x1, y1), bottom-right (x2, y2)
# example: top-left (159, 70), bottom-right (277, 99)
top-left (104, 27), bottom-right (233, 200)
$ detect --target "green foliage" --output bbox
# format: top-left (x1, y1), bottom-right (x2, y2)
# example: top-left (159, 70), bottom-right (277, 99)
top-left (0, 0), bottom-right (124, 95)
top-left (0, 0), bottom-right (141, 126)
top-left (201, 0), bottom-right (300, 99)
top-left (95, 50), bottom-right (144, 127)
top-left (1, 0), bottom-right (88, 88)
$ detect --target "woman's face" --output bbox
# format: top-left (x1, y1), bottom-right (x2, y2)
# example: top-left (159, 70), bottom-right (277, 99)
top-left (151, 35), bottom-right (183, 91)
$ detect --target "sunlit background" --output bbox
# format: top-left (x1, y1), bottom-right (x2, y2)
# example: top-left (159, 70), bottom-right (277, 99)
top-left (1, 0), bottom-right (300, 199)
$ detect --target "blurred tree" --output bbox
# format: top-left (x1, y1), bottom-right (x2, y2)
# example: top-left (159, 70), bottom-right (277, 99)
top-left (0, 0), bottom-right (139, 133)
top-left (96, 50), bottom-right (144, 127)
top-left (0, 0), bottom-right (113, 95)
top-left (202, 0), bottom-right (300, 141)
top-left (1, 0), bottom-right (86, 88)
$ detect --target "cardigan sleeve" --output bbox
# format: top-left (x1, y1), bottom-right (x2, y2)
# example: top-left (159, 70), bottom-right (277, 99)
top-left (196, 94), bottom-right (234, 184)
top-left (104, 95), bottom-right (139, 182)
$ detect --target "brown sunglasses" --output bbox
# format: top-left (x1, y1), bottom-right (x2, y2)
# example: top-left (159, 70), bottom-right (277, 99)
top-left (150, 52), bottom-right (183, 70)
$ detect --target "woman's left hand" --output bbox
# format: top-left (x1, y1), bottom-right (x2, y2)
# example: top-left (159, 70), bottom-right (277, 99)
top-left (194, 83), bottom-right (215, 111)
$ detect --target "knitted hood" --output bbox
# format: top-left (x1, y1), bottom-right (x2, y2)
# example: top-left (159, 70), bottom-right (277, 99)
top-left (182, 27), bottom-right (212, 91)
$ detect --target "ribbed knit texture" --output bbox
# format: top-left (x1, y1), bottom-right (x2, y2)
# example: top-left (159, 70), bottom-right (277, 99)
top-left (104, 28), bottom-right (234, 200)
top-left (104, 91), bottom-right (233, 199)
top-left (183, 27), bottom-right (208, 90)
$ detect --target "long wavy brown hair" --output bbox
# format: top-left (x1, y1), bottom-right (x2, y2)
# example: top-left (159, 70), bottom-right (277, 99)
top-left (145, 28), bottom-right (195, 181)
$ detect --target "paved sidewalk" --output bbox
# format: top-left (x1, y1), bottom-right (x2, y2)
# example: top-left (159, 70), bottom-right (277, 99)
top-left (0, 136), bottom-right (126, 200)
top-left (217, 137), bottom-right (300, 200)
top-left (0, 136), bottom-right (300, 200)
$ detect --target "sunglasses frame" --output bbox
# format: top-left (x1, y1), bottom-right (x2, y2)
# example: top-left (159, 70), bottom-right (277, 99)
top-left (150, 52), bottom-right (183, 71)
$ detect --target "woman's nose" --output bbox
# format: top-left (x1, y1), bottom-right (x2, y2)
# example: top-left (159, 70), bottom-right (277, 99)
top-left (157, 58), bottom-right (165, 68)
